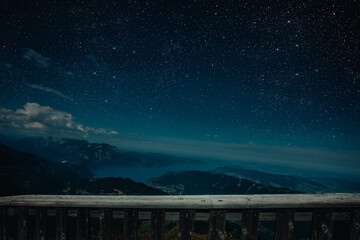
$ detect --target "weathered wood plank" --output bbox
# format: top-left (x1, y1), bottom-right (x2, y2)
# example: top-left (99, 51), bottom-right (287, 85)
top-left (350, 209), bottom-right (360, 240)
top-left (0, 207), bottom-right (6, 240)
top-left (241, 210), bottom-right (259, 240)
top-left (17, 207), bottom-right (28, 240)
top-left (124, 209), bottom-right (138, 240)
top-left (1, 194), bottom-right (360, 209)
top-left (211, 194), bottom-right (360, 209)
top-left (209, 210), bottom-right (226, 240)
top-left (275, 209), bottom-right (295, 240)
top-left (195, 212), bottom-right (210, 221)
top-left (56, 208), bottom-right (67, 240)
top-left (311, 209), bottom-right (333, 240)
top-left (99, 208), bottom-right (112, 240)
top-left (76, 208), bottom-right (89, 240)
top-left (178, 210), bottom-right (195, 240)
top-left (36, 207), bottom-right (47, 240)
top-left (151, 209), bottom-right (165, 240)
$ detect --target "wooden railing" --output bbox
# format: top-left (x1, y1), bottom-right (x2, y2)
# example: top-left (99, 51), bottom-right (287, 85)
top-left (0, 194), bottom-right (359, 240)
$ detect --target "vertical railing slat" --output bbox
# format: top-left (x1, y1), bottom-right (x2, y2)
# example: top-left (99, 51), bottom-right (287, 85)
top-left (76, 208), bottom-right (89, 240)
top-left (17, 207), bottom-right (28, 240)
top-left (56, 208), bottom-right (67, 240)
top-left (209, 210), bottom-right (226, 240)
top-left (241, 210), bottom-right (259, 240)
top-left (151, 209), bottom-right (165, 240)
top-left (124, 209), bottom-right (138, 240)
top-left (36, 207), bottom-right (47, 240)
top-left (178, 210), bottom-right (195, 240)
top-left (275, 209), bottom-right (295, 240)
top-left (99, 208), bottom-right (112, 240)
top-left (350, 209), bottom-right (360, 240)
top-left (311, 209), bottom-right (333, 240)
top-left (0, 207), bottom-right (6, 240)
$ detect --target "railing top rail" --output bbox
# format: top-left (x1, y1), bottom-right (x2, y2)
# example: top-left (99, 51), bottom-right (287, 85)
top-left (1, 193), bottom-right (360, 209)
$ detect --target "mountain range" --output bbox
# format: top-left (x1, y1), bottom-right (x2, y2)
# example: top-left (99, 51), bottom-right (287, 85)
top-left (0, 139), bottom-right (297, 197)
top-left (1, 135), bottom-right (358, 196)
top-left (0, 144), bottom-right (165, 196)
top-left (148, 171), bottom-right (298, 195)
top-left (0, 136), bottom-right (194, 169)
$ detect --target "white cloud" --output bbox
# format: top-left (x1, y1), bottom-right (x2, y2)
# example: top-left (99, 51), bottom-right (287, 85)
top-left (21, 48), bottom-right (52, 67)
top-left (26, 83), bottom-right (72, 101)
top-left (0, 103), bottom-right (118, 137)
top-left (24, 122), bottom-right (46, 129)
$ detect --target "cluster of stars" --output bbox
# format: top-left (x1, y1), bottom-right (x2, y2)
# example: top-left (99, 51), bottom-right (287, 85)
top-left (0, 0), bottom-right (359, 150)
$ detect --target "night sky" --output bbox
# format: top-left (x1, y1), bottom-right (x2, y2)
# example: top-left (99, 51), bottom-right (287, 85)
top-left (0, 0), bottom-right (359, 176)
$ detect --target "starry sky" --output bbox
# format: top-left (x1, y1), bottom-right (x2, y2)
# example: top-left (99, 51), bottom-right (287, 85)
top-left (0, 0), bottom-right (359, 176)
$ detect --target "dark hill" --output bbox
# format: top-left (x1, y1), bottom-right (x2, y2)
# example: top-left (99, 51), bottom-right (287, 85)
top-left (0, 144), bottom-right (166, 196)
top-left (213, 167), bottom-right (327, 193)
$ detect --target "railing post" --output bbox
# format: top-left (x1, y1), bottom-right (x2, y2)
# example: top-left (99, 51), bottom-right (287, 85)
top-left (0, 207), bottom-right (6, 240)
top-left (56, 208), bottom-right (67, 240)
top-left (99, 208), bottom-right (112, 240)
top-left (275, 209), bottom-right (295, 240)
top-left (350, 209), bottom-right (360, 240)
top-left (209, 210), bottom-right (226, 240)
top-left (178, 210), bottom-right (195, 240)
top-left (311, 209), bottom-right (333, 240)
top-left (76, 208), bottom-right (89, 240)
top-left (151, 209), bottom-right (165, 240)
top-left (124, 209), bottom-right (138, 240)
top-left (241, 210), bottom-right (259, 240)
top-left (17, 206), bottom-right (28, 240)
top-left (36, 207), bottom-right (47, 240)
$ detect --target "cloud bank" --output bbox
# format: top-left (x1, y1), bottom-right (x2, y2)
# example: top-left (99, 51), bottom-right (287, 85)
top-left (0, 103), bottom-right (118, 137)
top-left (110, 136), bottom-right (360, 177)
top-left (26, 83), bottom-right (73, 101)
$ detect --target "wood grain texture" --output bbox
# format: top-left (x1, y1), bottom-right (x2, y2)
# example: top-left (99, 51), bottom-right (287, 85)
top-left (1, 194), bottom-right (359, 209)
top-left (17, 207), bottom-right (28, 240)
top-left (208, 210), bottom-right (226, 240)
top-left (36, 207), bottom-right (47, 240)
top-left (178, 210), bottom-right (195, 240)
top-left (311, 209), bottom-right (333, 240)
top-left (0, 207), bottom-right (6, 240)
top-left (275, 209), bottom-right (295, 240)
top-left (151, 209), bottom-right (165, 240)
top-left (99, 208), bottom-right (112, 240)
top-left (350, 209), bottom-right (360, 240)
top-left (241, 210), bottom-right (259, 240)
top-left (124, 209), bottom-right (138, 240)
top-left (56, 208), bottom-right (67, 240)
top-left (76, 208), bottom-right (89, 240)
